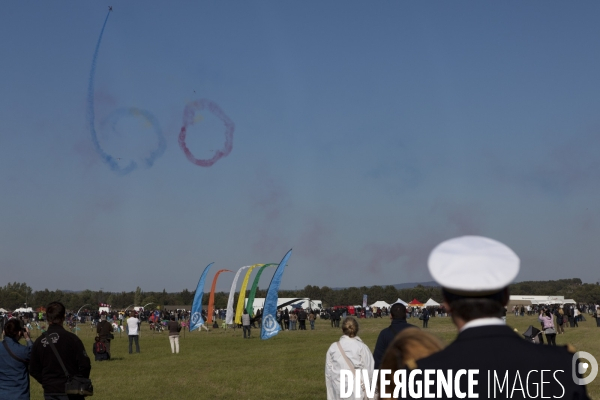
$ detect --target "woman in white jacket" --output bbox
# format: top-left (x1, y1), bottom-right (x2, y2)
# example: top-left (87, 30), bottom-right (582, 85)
top-left (325, 317), bottom-right (374, 400)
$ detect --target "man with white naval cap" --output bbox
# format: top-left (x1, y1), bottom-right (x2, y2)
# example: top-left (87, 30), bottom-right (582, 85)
top-left (406, 236), bottom-right (589, 400)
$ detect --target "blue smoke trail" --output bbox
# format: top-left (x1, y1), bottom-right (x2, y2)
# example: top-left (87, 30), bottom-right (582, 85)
top-left (103, 108), bottom-right (166, 169)
top-left (86, 12), bottom-right (131, 174)
top-left (87, 11), bottom-right (165, 175)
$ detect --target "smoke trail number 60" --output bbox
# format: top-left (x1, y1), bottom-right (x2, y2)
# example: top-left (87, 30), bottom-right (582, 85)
top-left (88, 10), bottom-right (234, 174)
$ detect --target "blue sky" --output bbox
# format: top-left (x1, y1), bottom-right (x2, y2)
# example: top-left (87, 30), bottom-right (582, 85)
top-left (2, 2), bottom-right (600, 293)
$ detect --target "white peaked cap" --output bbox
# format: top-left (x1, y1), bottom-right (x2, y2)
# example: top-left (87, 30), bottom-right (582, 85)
top-left (428, 236), bottom-right (520, 296)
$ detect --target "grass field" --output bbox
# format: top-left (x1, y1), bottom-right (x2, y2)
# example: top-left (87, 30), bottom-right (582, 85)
top-left (28, 314), bottom-right (600, 399)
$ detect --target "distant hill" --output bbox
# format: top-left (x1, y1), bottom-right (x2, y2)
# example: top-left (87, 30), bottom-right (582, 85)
top-left (392, 281), bottom-right (438, 289)
top-left (332, 281), bottom-right (439, 290)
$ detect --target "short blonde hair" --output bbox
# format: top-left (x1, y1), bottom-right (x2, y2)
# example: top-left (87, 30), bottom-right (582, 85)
top-left (380, 328), bottom-right (444, 396)
top-left (341, 317), bottom-right (359, 337)
top-left (381, 327), bottom-right (443, 369)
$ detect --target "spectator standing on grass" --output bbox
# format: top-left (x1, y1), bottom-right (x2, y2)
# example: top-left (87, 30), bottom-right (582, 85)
top-left (405, 236), bottom-right (589, 400)
top-left (255, 308), bottom-right (262, 328)
top-left (276, 310), bottom-right (282, 330)
top-left (289, 311), bottom-right (297, 330)
top-left (167, 316), bottom-right (181, 353)
top-left (539, 309), bottom-right (557, 346)
top-left (421, 307), bottom-right (430, 328)
top-left (555, 307), bottom-right (564, 334)
top-left (562, 306), bottom-right (569, 331)
top-left (566, 306), bottom-right (574, 328)
top-left (298, 309), bottom-right (307, 330)
top-left (241, 309), bottom-right (251, 339)
top-left (127, 312), bottom-right (141, 354)
top-left (309, 311), bottom-right (316, 330)
top-left (325, 317), bottom-right (374, 400)
top-left (30, 302), bottom-right (91, 400)
top-left (282, 309), bottom-right (290, 331)
top-left (96, 314), bottom-right (113, 359)
top-left (372, 303), bottom-right (416, 369)
top-left (333, 309), bottom-right (341, 328)
top-left (0, 319), bottom-right (33, 400)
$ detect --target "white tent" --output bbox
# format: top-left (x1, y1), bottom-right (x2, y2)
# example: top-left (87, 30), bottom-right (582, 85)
top-left (370, 300), bottom-right (391, 309)
top-left (13, 307), bottom-right (33, 313)
top-left (0, 308), bottom-right (8, 313)
top-left (393, 298), bottom-right (408, 306)
top-left (424, 298), bottom-right (440, 307)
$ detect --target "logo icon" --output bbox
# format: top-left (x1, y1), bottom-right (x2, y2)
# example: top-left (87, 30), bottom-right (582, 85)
top-left (41, 333), bottom-right (60, 347)
top-left (190, 312), bottom-right (203, 329)
top-left (262, 314), bottom-right (277, 333)
top-left (572, 351), bottom-right (598, 385)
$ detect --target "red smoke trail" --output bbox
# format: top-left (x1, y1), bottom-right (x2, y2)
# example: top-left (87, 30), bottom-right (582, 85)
top-left (178, 99), bottom-right (234, 167)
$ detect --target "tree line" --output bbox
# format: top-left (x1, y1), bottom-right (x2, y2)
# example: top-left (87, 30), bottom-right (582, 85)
top-left (1, 278), bottom-right (599, 311)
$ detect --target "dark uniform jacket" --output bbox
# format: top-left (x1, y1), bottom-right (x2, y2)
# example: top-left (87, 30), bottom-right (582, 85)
top-left (412, 325), bottom-right (589, 399)
top-left (373, 319), bottom-right (416, 369)
top-left (30, 325), bottom-right (91, 394)
top-left (96, 320), bottom-right (113, 340)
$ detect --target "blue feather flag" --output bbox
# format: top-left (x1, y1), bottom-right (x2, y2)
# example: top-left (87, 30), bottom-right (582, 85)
top-left (190, 262), bottom-right (214, 331)
top-left (261, 249), bottom-right (292, 340)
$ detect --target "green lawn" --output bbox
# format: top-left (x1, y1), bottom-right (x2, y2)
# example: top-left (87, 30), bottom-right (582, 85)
top-left (28, 314), bottom-right (600, 399)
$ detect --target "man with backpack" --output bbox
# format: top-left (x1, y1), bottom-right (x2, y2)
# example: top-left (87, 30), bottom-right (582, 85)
top-left (96, 314), bottom-right (113, 359)
top-left (372, 302), bottom-right (416, 368)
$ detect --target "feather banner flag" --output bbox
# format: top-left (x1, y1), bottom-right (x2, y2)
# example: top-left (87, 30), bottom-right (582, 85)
top-left (226, 266), bottom-right (250, 325)
top-left (190, 262), bottom-right (214, 331)
top-left (261, 249), bottom-right (292, 340)
top-left (246, 263), bottom-right (276, 316)
top-left (234, 264), bottom-right (263, 325)
top-left (207, 269), bottom-right (232, 323)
